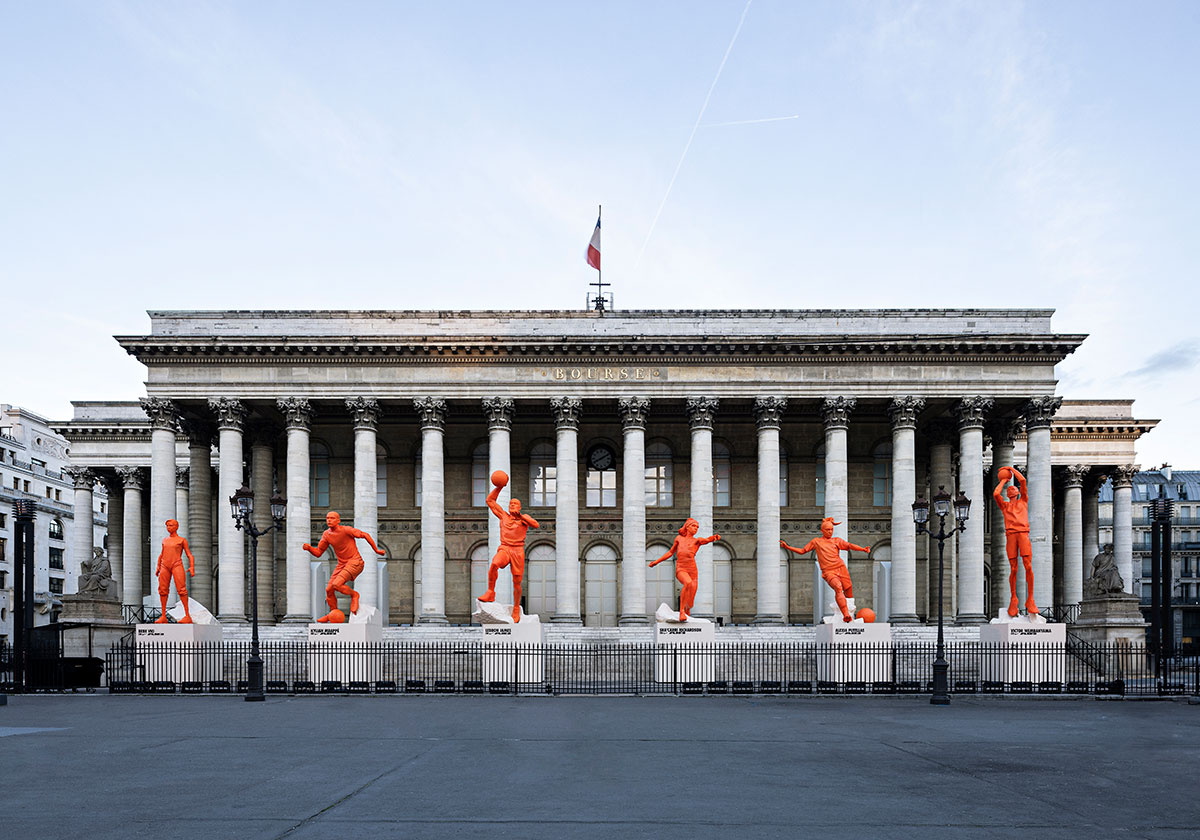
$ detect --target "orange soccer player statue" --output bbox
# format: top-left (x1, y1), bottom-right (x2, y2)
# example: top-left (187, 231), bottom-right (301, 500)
top-left (781, 517), bottom-right (871, 623)
top-left (476, 470), bottom-right (539, 623)
top-left (155, 519), bottom-right (195, 623)
top-left (303, 511), bottom-right (386, 623)
top-left (649, 518), bottom-right (721, 622)
top-left (994, 465), bottom-right (1036, 618)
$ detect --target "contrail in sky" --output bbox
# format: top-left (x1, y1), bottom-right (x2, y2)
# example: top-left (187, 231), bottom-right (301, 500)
top-left (634, 0), bottom-right (753, 272)
top-left (702, 114), bottom-right (799, 127)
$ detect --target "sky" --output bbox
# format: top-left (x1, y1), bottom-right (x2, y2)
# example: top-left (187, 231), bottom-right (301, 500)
top-left (1, 1), bottom-right (1197, 465)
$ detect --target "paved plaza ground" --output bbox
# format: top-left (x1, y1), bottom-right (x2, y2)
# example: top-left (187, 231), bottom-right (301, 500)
top-left (2, 693), bottom-right (1197, 839)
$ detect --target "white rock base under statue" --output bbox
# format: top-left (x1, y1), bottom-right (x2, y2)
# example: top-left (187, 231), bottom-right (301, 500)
top-left (815, 620), bottom-right (893, 683)
top-left (474, 601), bottom-right (544, 684)
top-left (308, 606), bottom-right (383, 684)
top-left (980, 612), bottom-right (1065, 684)
top-left (135, 621), bottom-right (223, 683)
top-left (654, 604), bottom-right (716, 683)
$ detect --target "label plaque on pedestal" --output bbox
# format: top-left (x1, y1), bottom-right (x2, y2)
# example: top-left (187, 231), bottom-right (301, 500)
top-left (815, 622), bottom-right (893, 683)
top-left (980, 617), bottom-right (1065, 684)
top-left (654, 606), bottom-right (716, 683)
top-left (308, 620), bottom-right (383, 684)
top-left (481, 614), bottom-right (544, 684)
top-left (136, 623), bottom-right (223, 683)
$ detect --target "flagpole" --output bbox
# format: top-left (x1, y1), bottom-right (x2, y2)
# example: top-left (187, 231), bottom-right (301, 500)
top-left (597, 204), bottom-right (602, 310)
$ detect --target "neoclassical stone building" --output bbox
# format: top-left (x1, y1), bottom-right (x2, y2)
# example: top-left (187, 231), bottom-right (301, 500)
top-left (55, 309), bottom-right (1156, 628)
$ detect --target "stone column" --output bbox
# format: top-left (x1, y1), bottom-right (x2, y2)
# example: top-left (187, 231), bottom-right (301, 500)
top-left (249, 426), bottom-right (275, 623)
top-left (986, 421), bottom-right (1017, 618)
top-left (1082, 472), bottom-right (1105, 574)
top-left (927, 421), bottom-right (956, 620)
top-left (551, 397), bottom-right (582, 624)
top-left (209, 397), bottom-right (247, 622)
top-left (141, 397), bottom-right (178, 597)
top-left (1112, 464), bottom-right (1138, 595)
top-left (1063, 465), bottom-right (1089, 606)
top-left (954, 397), bottom-right (993, 624)
top-left (183, 420), bottom-right (215, 608)
top-left (888, 397), bottom-right (925, 623)
top-left (1023, 396), bottom-right (1061, 609)
top-left (415, 397), bottom-right (448, 623)
top-left (687, 397), bottom-right (719, 618)
top-left (346, 398), bottom-right (382, 613)
top-left (483, 397), bottom-right (515, 606)
top-left (278, 398), bottom-right (314, 623)
top-left (619, 397), bottom-right (650, 624)
top-left (115, 466), bottom-right (144, 607)
top-left (754, 397), bottom-right (787, 625)
top-left (64, 467), bottom-right (96, 595)
top-left (174, 468), bottom-right (190, 541)
top-left (102, 474), bottom-right (125, 600)
top-left (821, 397), bottom-right (855, 619)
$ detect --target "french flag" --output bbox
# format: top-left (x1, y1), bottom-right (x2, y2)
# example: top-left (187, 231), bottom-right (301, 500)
top-left (586, 215), bottom-right (601, 270)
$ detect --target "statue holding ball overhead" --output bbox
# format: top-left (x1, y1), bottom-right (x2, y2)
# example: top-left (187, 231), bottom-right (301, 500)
top-left (476, 470), bottom-right (540, 623)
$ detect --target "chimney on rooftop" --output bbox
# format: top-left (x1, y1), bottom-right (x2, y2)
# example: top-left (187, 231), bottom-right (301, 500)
top-left (1161, 463), bottom-right (1172, 481)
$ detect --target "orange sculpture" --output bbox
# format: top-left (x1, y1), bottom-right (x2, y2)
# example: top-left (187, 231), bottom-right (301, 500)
top-left (155, 519), bottom-right (195, 624)
top-left (303, 511), bottom-right (386, 623)
top-left (780, 518), bottom-right (870, 623)
top-left (476, 470), bottom-right (539, 623)
top-left (649, 518), bottom-right (721, 622)
top-left (856, 607), bottom-right (877, 624)
top-left (993, 465), bottom-right (1036, 617)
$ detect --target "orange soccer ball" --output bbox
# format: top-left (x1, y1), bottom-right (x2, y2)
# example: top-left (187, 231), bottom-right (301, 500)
top-left (491, 470), bottom-right (509, 488)
top-left (856, 607), bottom-right (876, 624)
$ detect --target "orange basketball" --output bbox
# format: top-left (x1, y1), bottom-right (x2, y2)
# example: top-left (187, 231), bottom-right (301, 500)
top-left (856, 607), bottom-right (876, 623)
top-left (998, 466), bottom-right (1012, 481)
top-left (491, 470), bottom-right (509, 488)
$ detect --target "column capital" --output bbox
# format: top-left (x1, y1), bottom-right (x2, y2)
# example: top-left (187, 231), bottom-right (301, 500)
top-left (276, 397), bottom-right (314, 431)
top-left (551, 396), bottom-right (583, 431)
top-left (179, 417), bottom-right (216, 446)
top-left (985, 418), bottom-right (1019, 448)
top-left (1064, 464), bottom-right (1090, 489)
top-left (753, 396), bottom-right (787, 430)
top-left (413, 397), bottom-right (447, 432)
top-left (618, 396), bottom-right (650, 430)
top-left (63, 466), bottom-right (96, 490)
top-left (114, 466), bottom-right (145, 491)
top-left (176, 466), bottom-right (191, 489)
top-left (887, 396), bottom-right (926, 429)
top-left (140, 397), bottom-right (179, 431)
top-left (208, 397), bottom-right (247, 431)
top-left (1112, 464), bottom-right (1138, 489)
top-left (345, 397), bottom-right (382, 430)
top-left (1022, 395), bottom-right (1062, 430)
top-left (954, 396), bottom-right (994, 431)
top-left (820, 396), bottom-right (856, 430)
top-left (482, 397), bottom-right (515, 431)
top-left (686, 396), bottom-right (719, 430)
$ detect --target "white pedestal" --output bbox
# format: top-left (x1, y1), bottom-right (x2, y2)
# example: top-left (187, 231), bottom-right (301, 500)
top-left (980, 616), bottom-right (1065, 684)
top-left (481, 613), bottom-right (544, 684)
top-left (307, 620), bottom-right (382, 684)
top-left (815, 621), bottom-right (893, 683)
top-left (135, 623), bottom-right (223, 683)
top-left (654, 605), bottom-right (716, 683)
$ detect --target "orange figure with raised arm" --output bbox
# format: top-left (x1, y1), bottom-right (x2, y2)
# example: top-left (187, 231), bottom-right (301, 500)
top-left (303, 511), bottom-right (386, 623)
top-left (476, 470), bottom-right (539, 623)
top-left (994, 465), bottom-right (1036, 618)
top-left (649, 518), bottom-right (721, 622)
top-left (155, 519), bottom-right (195, 623)
top-left (780, 517), bottom-right (870, 623)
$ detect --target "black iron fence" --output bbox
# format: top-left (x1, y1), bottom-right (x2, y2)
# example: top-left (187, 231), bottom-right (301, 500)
top-left (122, 606), bottom-right (164, 624)
top-left (102, 641), bottom-right (1200, 697)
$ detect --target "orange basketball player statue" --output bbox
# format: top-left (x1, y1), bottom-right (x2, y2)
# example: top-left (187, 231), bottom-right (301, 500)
top-left (780, 518), bottom-right (871, 623)
top-left (155, 519), bottom-right (195, 623)
top-left (476, 470), bottom-right (539, 623)
top-left (649, 518), bottom-right (721, 622)
top-left (303, 511), bottom-right (386, 623)
top-left (994, 465), bottom-right (1036, 617)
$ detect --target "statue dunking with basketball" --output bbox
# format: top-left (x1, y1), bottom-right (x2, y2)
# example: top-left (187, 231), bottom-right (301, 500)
top-left (476, 470), bottom-right (539, 623)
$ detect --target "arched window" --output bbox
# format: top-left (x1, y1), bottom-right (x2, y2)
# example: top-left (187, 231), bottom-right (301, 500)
top-left (414, 449), bottom-right (422, 508)
top-left (529, 442), bottom-right (556, 507)
top-left (470, 544), bottom-right (490, 611)
top-left (585, 443), bottom-right (617, 508)
top-left (815, 444), bottom-right (826, 508)
top-left (471, 442), bottom-right (488, 507)
top-left (713, 442), bottom-right (731, 507)
top-left (711, 543), bottom-right (733, 624)
top-left (645, 542), bottom-right (676, 614)
top-left (310, 442), bottom-right (330, 507)
top-left (48, 518), bottom-right (65, 540)
top-left (645, 441), bottom-right (673, 507)
top-left (525, 543), bottom-right (557, 619)
top-left (376, 442), bottom-right (388, 507)
top-left (583, 543), bottom-right (618, 626)
top-left (872, 441), bottom-right (893, 506)
top-left (779, 449), bottom-right (789, 508)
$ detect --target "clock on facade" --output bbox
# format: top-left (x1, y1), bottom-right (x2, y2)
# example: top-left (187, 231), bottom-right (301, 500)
top-left (586, 444), bottom-right (616, 471)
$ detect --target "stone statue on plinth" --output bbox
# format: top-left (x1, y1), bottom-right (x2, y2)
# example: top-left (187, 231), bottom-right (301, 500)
top-left (78, 546), bottom-right (118, 601)
top-left (1084, 543), bottom-right (1124, 598)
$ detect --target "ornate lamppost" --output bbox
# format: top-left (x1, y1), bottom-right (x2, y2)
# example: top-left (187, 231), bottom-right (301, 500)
top-left (913, 486), bottom-right (971, 706)
top-left (229, 485), bottom-right (286, 702)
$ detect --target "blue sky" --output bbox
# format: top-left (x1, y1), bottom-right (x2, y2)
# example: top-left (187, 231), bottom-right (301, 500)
top-left (2, 1), bottom-right (1196, 465)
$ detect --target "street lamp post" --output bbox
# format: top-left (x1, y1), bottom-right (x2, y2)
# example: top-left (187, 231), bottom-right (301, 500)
top-left (913, 486), bottom-right (971, 706)
top-left (229, 486), bottom-right (286, 702)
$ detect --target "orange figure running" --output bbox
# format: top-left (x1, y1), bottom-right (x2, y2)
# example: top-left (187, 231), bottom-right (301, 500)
top-left (155, 519), bottom-right (195, 624)
top-left (649, 518), bottom-right (721, 622)
top-left (476, 470), bottom-right (539, 623)
top-left (993, 465), bottom-right (1036, 618)
top-left (303, 511), bottom-right (386, 623)
top-left (780, 517), bottom-right (870, 623)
